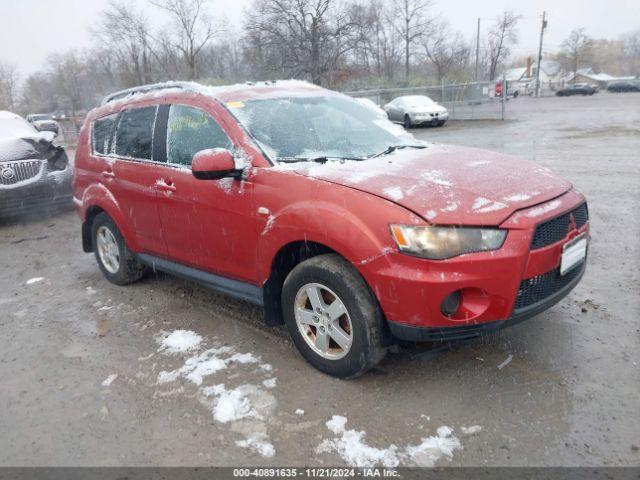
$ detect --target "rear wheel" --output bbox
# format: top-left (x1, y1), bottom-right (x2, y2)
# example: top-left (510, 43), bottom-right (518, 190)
top-left (282, 254), bottom-right (387, 378)
top-left (92, 213), bottom-right (146, 285)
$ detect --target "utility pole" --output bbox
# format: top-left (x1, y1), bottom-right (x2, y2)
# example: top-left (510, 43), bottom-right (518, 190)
top-left (475, 18), bottom-right (481, 82)
top-left (535, 11), bottom-right (547, 98)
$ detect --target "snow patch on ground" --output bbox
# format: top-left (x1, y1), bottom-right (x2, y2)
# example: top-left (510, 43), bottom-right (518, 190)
top-left (236, 432), bottom-right (275, 458)
top-left (26, 277), bottom-right (44, 285)
top-left (460, 425), bottom-right (482, 435)
top-left (101, 373), bottom-right (118, 387)
top-left (317, 415), bottom-right (465, 467)
top-left (262, 378), bottom-right (277, 388)
top-left (155, 332), bottom-right (277, 458)
top-left (295, 408), bottom-right (305, 416)
top-left (158, 330), bottom-right (202, 353)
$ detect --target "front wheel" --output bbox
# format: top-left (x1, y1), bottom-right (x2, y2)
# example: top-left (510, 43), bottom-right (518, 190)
top-left (282, 254), bottom-right (387, 378)
top-left (404, 114), bottom-right (412, 129)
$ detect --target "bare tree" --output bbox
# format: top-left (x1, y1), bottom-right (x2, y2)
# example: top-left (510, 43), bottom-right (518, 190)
top-left (0, 60), bottom-right (19, 111)
top-left (421, 19), bottom-right (470, 83)
top-left (47, 52), bottom-right (88, 128)
top-left (150, 0), bottom-right (223, 80)
top-left (486, 10), bottom-right (521, 81)
top-left (95, 1), bottom-right (156, 86)
top-left (388, 0), bottom-right (432, 83)
top-left (559, 28), bottom-right (594, 76)
top-left (347, 0), bottom-right (401, 84)
top-left (244, 0), bottom-right (355, 86)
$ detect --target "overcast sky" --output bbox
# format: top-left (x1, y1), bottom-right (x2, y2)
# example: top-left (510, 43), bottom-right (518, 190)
top-left (1, 0), bottom-right (639, 76)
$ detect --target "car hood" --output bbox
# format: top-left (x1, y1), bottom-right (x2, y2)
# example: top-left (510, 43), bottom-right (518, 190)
top-left (289, 144), bottom-right (572, 226)
top-left (0, 131), bottom-right (57, 162)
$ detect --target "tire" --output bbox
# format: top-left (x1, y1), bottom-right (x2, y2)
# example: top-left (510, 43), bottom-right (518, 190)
top-left (91, 212), bottom-right (146, 286)
top-left (281, 254), bottom-right (387, 378)
top-left (437, 120), bottom-right (446, 127)
top-left (513, 90), bottom-right (519, 98)
top-left (403, 114), bottom-right (412, 129)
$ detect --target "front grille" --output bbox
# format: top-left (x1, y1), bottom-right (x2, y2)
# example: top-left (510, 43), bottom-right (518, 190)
top-left (0, 160), bottom-right (45, 186)
top-left (531, 203), bottom-right (588, 249)
top-left (514, 264), bottom-right (583, 310)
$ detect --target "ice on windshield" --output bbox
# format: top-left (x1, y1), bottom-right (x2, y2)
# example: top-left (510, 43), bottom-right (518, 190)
top-left (227, 95), bottom-right (415, 162)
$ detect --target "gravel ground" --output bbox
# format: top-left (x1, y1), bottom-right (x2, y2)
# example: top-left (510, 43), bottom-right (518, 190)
top-left (0, 92), bottom-right (638, 467)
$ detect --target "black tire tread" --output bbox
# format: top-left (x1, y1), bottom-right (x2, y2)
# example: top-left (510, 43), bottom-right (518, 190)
top-left (282, 254), bottom-right (387, 378)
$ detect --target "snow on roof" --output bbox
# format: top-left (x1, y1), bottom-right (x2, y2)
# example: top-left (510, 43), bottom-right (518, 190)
top-left (503, 68), bottom-right (527, 82)
top-left (101, 79), bottom-right (326, 107)
top-left (571, 68), bottom-right (635, 83)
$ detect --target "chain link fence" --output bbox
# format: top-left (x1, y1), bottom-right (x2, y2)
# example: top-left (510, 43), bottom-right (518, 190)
top-left (344, 81), bottom-right (506, 120)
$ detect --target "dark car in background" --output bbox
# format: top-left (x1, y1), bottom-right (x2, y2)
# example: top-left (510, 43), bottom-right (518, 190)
top-left (0, 111), bottom-right (72, 218)
top-left (607, 81), bottom-right (640, 93)
top-left (27, 114), bottom-right (60, 135)
top-left (556, 83), bottom-right (596, 96)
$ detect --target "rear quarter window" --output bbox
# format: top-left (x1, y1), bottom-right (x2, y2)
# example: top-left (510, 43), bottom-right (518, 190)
top-left (115, 106), bottom-right (158, 160)
top-left (92, 114), bottom-right (118, 155)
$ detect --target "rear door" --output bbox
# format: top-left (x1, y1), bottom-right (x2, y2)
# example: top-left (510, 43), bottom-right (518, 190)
top-left (153, 102), bottom-right (257, 282)
top-left (109, 105), bottom-right (168, 255)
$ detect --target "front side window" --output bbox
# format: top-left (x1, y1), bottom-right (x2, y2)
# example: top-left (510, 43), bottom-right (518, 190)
top-left (92, 114), bottom-right (117, 155)
top-left (166, 105), bottom-right (232, 166)
top-left (115, 106), bottom-right (157, 160)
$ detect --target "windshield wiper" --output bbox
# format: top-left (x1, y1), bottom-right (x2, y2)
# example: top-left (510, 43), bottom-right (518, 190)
top-left (277, 155), bottom-right (365, 164)
top-left (368, 144), bottom-right (427, 159)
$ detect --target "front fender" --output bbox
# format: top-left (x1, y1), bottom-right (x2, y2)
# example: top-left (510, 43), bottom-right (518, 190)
top-left (257, 196), bottom-right (420, 284)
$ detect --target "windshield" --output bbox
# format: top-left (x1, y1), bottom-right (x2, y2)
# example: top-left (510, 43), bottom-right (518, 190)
top-left (31, 114), bottom-right (51, 121)
top-left (227, 95), bottom-right (415, 162)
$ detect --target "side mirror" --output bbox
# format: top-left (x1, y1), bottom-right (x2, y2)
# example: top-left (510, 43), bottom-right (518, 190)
top-left (192, 149), bottom-right (242, 180)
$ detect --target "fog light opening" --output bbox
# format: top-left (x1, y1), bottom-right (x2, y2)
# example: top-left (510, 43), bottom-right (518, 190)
top-left (441, 290), bottom-right (462, 317)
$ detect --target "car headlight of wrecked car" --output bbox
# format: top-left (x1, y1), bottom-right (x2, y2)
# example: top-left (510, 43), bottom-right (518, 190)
top-left (390, 225), bottom-right (507, 259)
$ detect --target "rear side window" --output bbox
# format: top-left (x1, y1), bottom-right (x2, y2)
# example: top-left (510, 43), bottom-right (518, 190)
top-left (92, 114), bottom-right (117, 155)
top-left (166, 105), bottom-right (232, 166)
top-left (115, 106), bottom-right (157, 160)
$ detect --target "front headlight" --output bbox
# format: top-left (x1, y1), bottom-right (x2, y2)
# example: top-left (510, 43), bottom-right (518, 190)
top-left (390, 225), bottom-right (507, 260)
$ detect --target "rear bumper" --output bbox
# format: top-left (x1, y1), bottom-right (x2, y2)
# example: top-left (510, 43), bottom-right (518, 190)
top-left (388, 261), bottom-right (585, 342)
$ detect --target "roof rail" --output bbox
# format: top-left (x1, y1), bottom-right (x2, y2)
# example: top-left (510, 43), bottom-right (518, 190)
top-left (100, 81), bottom-right (195, 106)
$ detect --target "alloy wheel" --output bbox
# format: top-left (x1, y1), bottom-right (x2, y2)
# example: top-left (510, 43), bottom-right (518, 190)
top-left (96, 226), bottom-right (120, 274)
top-left (294, 283), bottom-right (353, 360)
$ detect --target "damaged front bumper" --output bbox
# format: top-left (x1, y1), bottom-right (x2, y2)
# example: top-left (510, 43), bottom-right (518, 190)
top-left (0, 145), bottom-right (73, 217)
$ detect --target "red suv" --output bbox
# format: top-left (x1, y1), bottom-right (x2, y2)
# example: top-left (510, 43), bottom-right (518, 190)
top-left (74, 81), bottom-right (589, 378)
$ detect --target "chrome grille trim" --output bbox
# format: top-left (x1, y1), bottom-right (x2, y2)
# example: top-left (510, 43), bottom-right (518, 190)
top-left (0, 159), bottom-right (46, 186)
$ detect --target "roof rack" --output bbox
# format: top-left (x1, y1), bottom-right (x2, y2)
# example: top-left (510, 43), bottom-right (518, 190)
top-left (100, 81), bottom-right (195, 106)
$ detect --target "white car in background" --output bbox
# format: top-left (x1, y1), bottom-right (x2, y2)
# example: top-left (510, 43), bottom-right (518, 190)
top-left (383, 95), bottom-right (449, 128)
top-left (354, 97), bottom-right (387, 118)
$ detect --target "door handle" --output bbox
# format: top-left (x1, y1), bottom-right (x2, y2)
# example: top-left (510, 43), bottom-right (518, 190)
top-left (101, 170), bottom-right (115, 179)
top-left (156, 180), bottom-right (176, 192)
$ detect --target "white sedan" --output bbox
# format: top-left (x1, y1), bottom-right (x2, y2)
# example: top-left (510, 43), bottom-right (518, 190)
top-left (383, 95), bottom-right (449, 128)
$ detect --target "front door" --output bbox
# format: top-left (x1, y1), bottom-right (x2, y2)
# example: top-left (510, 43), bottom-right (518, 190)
top-left (154, 103), bottom-right (258, 283)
